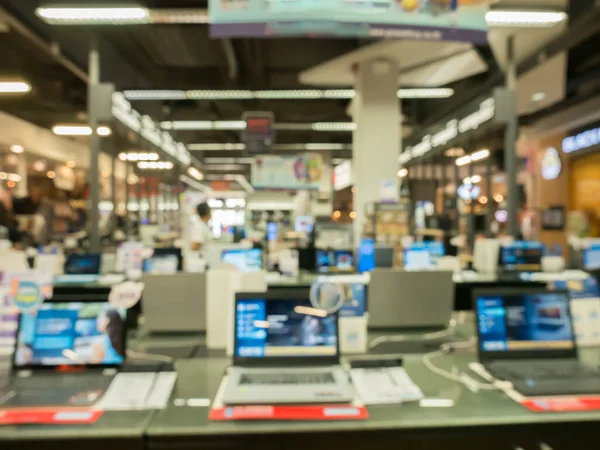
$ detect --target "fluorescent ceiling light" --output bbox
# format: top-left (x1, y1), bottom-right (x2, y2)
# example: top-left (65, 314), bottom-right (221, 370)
top-left (204, 157), bottom-right (254, 164)
top-left (486, 10), bottom-right (567, 28)
top-left (10, 145), bottom-right (24, 154)
top-left (471, 175), bottom-right (482, 183)
top-left (188, 143), bottom-right (351, 151)
top-left (471, 149), bottom-right (490, 162)
top-left (36, 7), bottom-right (150, 24)
top-left (118, 152), bottom-right (159, 161)
top-left (455, 155), bottom-right (472, 167)
top-left (150, 9), bottom-right (209, 24)
top-left (187, 167), bottom-right (204, 181)
top-left (0, 81), bottom-right (31, 94)
top-left (52, 125), bottom-right (112, 136)
top-left (312, 122), bottom-right (357, 132)
top-left (163, 121), bottom-right (359, 132)
top-left (138, 161), bottom-right (174, 170)
top-left (124, 88), bottom-right (453, 101)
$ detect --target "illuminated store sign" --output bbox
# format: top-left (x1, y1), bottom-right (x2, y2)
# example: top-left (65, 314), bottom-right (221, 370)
top-left (562, 127), bottom-right (600, 154)
top-left (112, 92), bottom-right (191, 166)
top-left (402, 98), bottom-right (495, 163)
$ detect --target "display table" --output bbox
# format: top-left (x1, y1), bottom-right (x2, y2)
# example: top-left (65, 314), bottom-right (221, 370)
top-left (146, 349), bottom-right (600, 450)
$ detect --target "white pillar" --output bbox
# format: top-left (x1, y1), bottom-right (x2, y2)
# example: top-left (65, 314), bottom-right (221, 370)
top-left (16, 155), bottom-right (28, 197)
top-left (352, 59), bottom-right (401, 246)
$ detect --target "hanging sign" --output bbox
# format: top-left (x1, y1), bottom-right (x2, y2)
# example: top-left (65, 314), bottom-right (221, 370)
top-left (242, 112), bottom-right (275, 155)
top-left (209, 0), bottom-right (489, 43)
top-left (251, 154), bottom-right (323, 190)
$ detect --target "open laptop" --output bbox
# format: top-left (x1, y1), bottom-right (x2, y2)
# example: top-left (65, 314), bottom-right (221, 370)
top-left (222, 290), bottom-right (354, 405)
top-left (1, 297), bottom-right (126, 406)
top-left (316, 250), bottom-right (355, 274)
top-left (474, 287), bottom-right (600, 397)
top-left (221, 248), bottom-right (263, 272)
top-left (56, 253), bottom-right (102, 284)
top-left (497, 242), bottom-right (543, 280)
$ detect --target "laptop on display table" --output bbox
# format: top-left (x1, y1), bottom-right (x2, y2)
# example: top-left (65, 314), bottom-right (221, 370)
top-left (222, 290), bottom-right (354, 405)
top-left (221, 248), bottom-right (263, 272)
top-left (474, 287), bottom-right (600, 397)
top-left (1, 297), bottom-right (126, 406)
top-left (316, 250), bottom-right (355, 274)
top-left (497, 242), bottom-right (543, 279)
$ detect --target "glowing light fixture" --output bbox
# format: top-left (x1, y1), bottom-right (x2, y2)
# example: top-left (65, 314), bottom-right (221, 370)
top-left (455, 155), bottom-right (472, 167)
top-left (52, 125), bottom-right (112, 136)
top-left (486, 10), bottom-right (567, 28)
top-left (471, 149), bottom-right (490, 162)
top-left (47, 170), bottom-right (56, 179)
top-left (66, 160), bottom-right (76, 168)
top-left (188, 167), bottom-right (203, 181)
top-left (398, 168), bottom-right (408, 178)
top-left (10, 145), bottom-right (24, 154)
top-left (0, 81), bottom-right (31, 94)
top-left (36, 7), bottom-right (150, 25)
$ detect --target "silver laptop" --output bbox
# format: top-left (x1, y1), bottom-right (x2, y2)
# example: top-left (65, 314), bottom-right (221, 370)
top-left (368, 269), bottom-right (454, 328)
top-left (141, 273), bottom-right (206, 333)
top-left (222, 290), bottom-right (354, 405)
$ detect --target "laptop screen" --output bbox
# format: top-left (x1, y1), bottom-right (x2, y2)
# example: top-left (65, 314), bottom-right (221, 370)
top-left (404, 242), bottom-right (445, 270)
top-left (222, 249), bottom-right (263, 272)
top-left (64, 254), bottom-right (101, 275)
top-left (583, 244), bottom-right (600, 270)
top-left (316, 250), bottom-right (354, 273)
top-left (235, 298), bottom-right (337, 358)
top-left (476, 291), bottom-right (575, 354)
top-left (499, 241), bottom-right (543, 272)
top-left (15, 301), bottom-right (126, 368)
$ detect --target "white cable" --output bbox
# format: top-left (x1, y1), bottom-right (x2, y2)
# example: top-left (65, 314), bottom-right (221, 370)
top-left (126, 349), bottom-right (174, 364)
top-left (368, 318), bottom-right (457, 350)
top-left (421, 340), bottom-right (502, 391)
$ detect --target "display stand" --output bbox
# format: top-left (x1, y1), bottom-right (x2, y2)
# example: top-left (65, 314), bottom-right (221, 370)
top-left (369, 201), bottom-right (411, 267)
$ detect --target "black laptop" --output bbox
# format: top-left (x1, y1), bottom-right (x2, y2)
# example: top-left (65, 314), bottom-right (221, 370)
top-left (474, 287), bottom-right (600, 397)
top-left (1, 296), bottom-right (126, 406)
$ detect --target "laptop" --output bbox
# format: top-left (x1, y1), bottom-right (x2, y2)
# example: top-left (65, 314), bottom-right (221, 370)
top-left (221, 248), bottom-right (263, 272)
top-left (56, 253), bottom-right (102, 284)
top-left (497, 242), bottom-right (543, 279)
top-left (316, 250), bottom-right (355, 274)
top-left (1, 297), bottom-right (126, 406)
top-left (474, 287), bottom-right (600, 397)
top-left (222, 290), bottom-right (354, 405)
top-left (148, 247), bottom-right (183, 272)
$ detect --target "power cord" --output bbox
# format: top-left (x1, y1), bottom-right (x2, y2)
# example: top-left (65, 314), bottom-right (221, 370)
top-left (422, 340), bottom-right (512, 392)
top-left (368, 318), bottom-right (457, 350)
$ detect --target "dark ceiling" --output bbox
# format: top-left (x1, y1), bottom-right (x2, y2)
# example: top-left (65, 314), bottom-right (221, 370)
top-left (1, 0), bottom-right (600, 180)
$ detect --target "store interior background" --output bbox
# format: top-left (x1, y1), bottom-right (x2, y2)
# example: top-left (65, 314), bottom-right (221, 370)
top-left (0, 1), bottom-right (598, 256)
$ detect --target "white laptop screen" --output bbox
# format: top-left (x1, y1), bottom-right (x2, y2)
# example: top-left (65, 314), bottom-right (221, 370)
top-left (15, 301), bottom-right (126, 368)
top-left (235, 298), bottom-right (337, 358)
top-left (476, 291), bottom-right (575, 353)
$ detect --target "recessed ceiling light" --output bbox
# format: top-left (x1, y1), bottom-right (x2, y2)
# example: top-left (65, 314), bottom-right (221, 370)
top-left (531, 92), bottom-right (546, 102)
top-left (66, 160), bottom-right (76, 168)
top-left (33, 160), bottom-right (46, 172)
top-left (10, 145), bottom-right (24, 154)
top-left (46, 170), bottom-right (56, 179)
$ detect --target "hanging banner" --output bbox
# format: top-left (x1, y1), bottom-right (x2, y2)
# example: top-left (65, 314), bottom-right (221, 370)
top-left (251, 154), bottom-right (324, 190)
top-left (209, 0), bottom-right (489, 43)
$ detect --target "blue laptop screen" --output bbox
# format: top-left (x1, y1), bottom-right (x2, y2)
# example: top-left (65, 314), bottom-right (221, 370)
top-left (15, 302), bottom-right (126, 367)
top-left (316, 250), bottom-right (354, 273)
top-left (64, 254), bottom-right (101, 275)
top-left (235, 299), bottom-right (337, 358)
top-left (221, 249), bottom-right (262, 272)
top-left (476, 291), bottom-right (574, 353)
top-left (500, 241), bottom-right (544, 272)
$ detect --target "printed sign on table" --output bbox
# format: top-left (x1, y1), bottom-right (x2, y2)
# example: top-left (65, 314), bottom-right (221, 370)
top-left (6, 271), bottom-right (53, 313)
top-left (109, 281), bottom-right (144, 309)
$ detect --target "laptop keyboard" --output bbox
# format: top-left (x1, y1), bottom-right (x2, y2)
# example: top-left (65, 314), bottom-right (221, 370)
top-left (14, 375), bottom-right (112, 391)
top-left (240, 372), bottom-right (335, 385)
top-left (490, 362), bottom-right (597, 381)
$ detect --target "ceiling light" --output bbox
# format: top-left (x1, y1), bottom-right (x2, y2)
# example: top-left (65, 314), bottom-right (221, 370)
top-left (52, 125), bottom-right (112, 136)
top-left (33, 160), bottom-right (46, 172)
top-left (494, 194), bottom-right (504, 203)
top-left (479, 196), bottom-right (488, 205)
top-left (66, 160), bottom-right (76, 168)
top-left (312, 122), bottom-right (357, 132)
top-left (36, 7), bottom-right (150, 25)
top-left (188, 143), bottom-right (246, 151)
top-left (150, 9), bottom-right (209, 24)
top-left (471, 175), bottom-right (482, 183)
top-left (456, 155), bottom-right (472, 167)
top-left (46, 170), bottom-right (56, 179)
top-left (204, 157), bottom-right (254, 164)
top-left (119, 152), bottom-right (159, 161)
top-left (333, 210), bottom-right (341, 219)
top-left (398, 168), bottom-right (408, 178)
top-left (0, 81), bottom-right (31, 94)
top-left (444, 147), bottom-right (464, 157)
top-left (471, 149), bottom-right (490, 162)
top-left (97, 126), bottom-right (112, 136)
top-left (123, 88), bottom-right (454, 101)
top-left (137, 161), bottom-right (173, 170)
top-left (204, 164), bottom-right (247, 171)
top-left (10, 145), bottom-right (24, 154)
top-left (485, 10), bottom-right (567, 28)
top-left (531, 92), bottom-right (546, 102)
top-left (6, 181), bottom-right (15, 189)
top-left (213, 121), bottom-right (246, 130)
top-left (188, 167), bottom-right (203, 181)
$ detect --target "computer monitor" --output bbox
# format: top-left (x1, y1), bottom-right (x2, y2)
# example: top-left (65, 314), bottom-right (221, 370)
top-left (475, 289), bottom-right (575, 358)
top-left (234, 291), bottom-right (338, 359)
top-left (15, 299), bottom-right (127, 368)
top-left (64, 253), bottom-right (102, 275)
top-left (499, 241), bottom-right (544, 272)
top-left (583, 244), bottom-right (600, 271)
top-left (403, 242), bottom-right (445, 270)
top-left (221, 249), bottom-right (263, 272)
top-left (357, 239), bottom-right (375, 273)
top-left (316, 250), bottom-right (355, 273)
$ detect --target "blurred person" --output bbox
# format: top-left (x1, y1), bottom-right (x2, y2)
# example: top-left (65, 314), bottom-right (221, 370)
top-left (93, 309), bottom-right (125, 363)
top-left (190, 202), bottom-right (213, 254)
